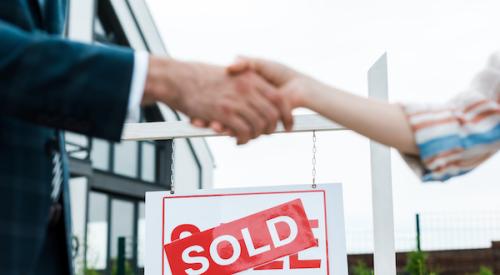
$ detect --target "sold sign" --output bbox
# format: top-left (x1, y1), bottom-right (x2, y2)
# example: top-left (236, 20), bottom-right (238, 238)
top-left (164, 199), bottom-right (317, 275)
top-left (145, 185), bottom-right (349, 275)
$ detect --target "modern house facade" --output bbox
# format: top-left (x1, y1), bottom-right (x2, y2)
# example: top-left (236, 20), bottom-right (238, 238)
top-left (64, 1), bottom-right (214, 274)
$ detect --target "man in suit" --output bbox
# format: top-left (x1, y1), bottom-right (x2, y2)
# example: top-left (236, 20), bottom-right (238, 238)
top-left (0, 0), bottom-right (293, 274)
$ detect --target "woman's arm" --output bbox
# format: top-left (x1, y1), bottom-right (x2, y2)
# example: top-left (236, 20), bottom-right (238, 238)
top-left (228, 58), bottom-right (419, 155)
top-left (228, 54), bottom-right (500, 182)
top-left (300, 81), bottom-right (418, 155)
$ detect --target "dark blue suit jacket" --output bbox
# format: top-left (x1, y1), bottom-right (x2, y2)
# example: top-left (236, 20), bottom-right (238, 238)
top-left (0, 0), bottom-right (136, 274)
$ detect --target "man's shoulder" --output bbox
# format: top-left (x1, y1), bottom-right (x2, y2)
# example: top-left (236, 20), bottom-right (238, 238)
top-left (0, 0), bottom-right (68, 34)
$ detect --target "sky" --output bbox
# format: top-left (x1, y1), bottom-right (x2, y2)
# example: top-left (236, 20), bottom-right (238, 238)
top-left (145, 0), bottom-right (500, 252)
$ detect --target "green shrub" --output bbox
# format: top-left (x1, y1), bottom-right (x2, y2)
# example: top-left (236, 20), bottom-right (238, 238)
top-left (352, 261), bottom-right (373, 275)
top-left (472, 266), bottom-right (493, 275)
top-left (83, 268), bottom-right (100, 275)
top-left (111, 260), bottom-right (134, 275)
top-left (404, 251), bottom-right (439, 275)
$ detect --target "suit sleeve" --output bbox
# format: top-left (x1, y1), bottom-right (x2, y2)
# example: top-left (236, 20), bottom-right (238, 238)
top-left (0, 19), bottom-right (135, 141)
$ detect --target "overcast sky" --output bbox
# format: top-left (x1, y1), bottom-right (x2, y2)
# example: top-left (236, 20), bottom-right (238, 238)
top-left (146, 0), bottom-right (500, 252)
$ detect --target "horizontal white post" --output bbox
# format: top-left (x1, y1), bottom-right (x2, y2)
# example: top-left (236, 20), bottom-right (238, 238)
top-left (122, 114), bottom-right (345, 141)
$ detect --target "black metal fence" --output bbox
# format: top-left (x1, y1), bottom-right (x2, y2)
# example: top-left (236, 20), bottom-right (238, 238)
top-left (346, 211), bottom-right (500, 254)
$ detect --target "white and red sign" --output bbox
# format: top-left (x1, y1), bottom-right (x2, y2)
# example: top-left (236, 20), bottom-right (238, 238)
top-left (145, 184), bottom-right (348, 275)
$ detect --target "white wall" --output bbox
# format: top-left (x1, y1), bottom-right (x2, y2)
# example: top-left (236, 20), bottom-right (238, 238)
top-left (69, 177), bottom-right (88, 274)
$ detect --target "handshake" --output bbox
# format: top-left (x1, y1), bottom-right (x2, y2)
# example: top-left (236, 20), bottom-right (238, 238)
top-left (142, 56), bottom-right (316, 145)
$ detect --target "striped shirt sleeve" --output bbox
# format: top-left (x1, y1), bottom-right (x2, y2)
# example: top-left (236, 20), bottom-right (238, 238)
top-left (401, 51), bottom-right (500, 182)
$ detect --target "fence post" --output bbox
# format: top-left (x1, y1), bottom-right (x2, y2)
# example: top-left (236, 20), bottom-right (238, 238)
top-left (492, 241), bottom-right (500, 274)
top-left (416, 213), bottom-right (421, 251)
top-left (117, 237), bottom-right (126, 275)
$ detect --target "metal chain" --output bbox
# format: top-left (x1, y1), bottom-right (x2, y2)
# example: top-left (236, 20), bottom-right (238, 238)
top-left (312, 131), bottom-right (317, 189)
top-left (170, 139), bottom-right (176, 194)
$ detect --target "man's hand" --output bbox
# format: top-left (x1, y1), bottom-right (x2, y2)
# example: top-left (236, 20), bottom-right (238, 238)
top-left (141, 56), bottom-right (293, 145)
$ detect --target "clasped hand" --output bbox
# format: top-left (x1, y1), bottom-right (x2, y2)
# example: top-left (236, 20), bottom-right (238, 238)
top-left (143, 56), bottom-right (312, 145)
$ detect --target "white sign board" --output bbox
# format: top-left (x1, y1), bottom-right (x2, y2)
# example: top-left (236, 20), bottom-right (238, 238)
top-left (145, 184), bottom-right (348, 275)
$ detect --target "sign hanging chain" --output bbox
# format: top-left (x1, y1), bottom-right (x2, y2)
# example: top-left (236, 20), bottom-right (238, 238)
top-left (312, 131), bottom-right (317, 189)
top-left (170, 139), bottom-right (176, 194)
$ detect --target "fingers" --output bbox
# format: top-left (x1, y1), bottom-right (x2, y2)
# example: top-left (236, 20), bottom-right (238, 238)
top-left (249, 78), bottom-right (285, 134)
top-left (210, 121), bottom-right (234, 136)
top-left (222, 72), bottom-right (278, 141)
top-left (213, 100), bottom-right (255, 145)
top-left (191, 63), bottom-right (296, 143)
top-left (191, 119), bottom-right (233, 137)
top-left (228, 57), bottom-right (297, 132)
top-left (226, 58), bottom-right (252, 75)
top-left (216, 75), bottom-right (293, 140)
top-left (234, 100), bottom-right (268, 139)
top-left (247, 91), bottom-right (280, 134)
top-left (191, 118), bottom-right (208, 128)
top-left (224, 115), bottom-right (253, 145)
top-left (281, 100), bottom-right (294, 132)
top-left (255, 77), bottom-right (294, 132)
top-left (228, 57), bottom-right (294, 86)
top-left (209, 121), bottom-right (225, 134)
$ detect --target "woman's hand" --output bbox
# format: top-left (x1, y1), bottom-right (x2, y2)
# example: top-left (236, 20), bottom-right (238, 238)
top-left (227, 57), bottom-right (321, 109)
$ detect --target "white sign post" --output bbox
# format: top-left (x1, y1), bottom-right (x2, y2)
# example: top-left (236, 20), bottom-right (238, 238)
top-left (145, 184), bottom-right (348, 275)
top-left (368, 53), bottom-right (397, 275)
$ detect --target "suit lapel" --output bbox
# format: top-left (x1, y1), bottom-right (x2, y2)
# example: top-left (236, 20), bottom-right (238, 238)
top-left (29, 0), bottom-right (67, 34)
top-left (37, 0), bottom-right (46, 26)
top-left (28, 0), bottom-right (45, 28)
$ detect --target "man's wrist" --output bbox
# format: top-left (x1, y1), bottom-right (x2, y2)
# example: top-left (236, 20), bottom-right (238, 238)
top-left (142, 55), bottom-right (184, 107)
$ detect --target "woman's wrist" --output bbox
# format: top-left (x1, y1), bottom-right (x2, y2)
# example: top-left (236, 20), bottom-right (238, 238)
top-left (296, 77), bottom-right (332, 109)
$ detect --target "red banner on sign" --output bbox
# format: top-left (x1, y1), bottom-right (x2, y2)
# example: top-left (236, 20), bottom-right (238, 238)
top-left (164, 199), bottom-right (317, 275)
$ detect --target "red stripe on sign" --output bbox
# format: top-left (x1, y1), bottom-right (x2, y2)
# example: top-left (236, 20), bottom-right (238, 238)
top-left (323, 190), bottom-right (330, 275)
top-left (164, 199), bottom-right (317, 275)
top-left (162, 197), bottom-right (165, 274)
top-left (254, 260), bottom-right (284, 270)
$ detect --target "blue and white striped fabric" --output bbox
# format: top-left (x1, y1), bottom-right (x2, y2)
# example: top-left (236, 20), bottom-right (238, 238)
top-left (401, 51), bottom-right (500, 182)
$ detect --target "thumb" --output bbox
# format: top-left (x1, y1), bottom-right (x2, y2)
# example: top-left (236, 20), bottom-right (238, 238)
top-left (226, 56), bottom-right (254, 75)
top-left (244, 57), bottom-right (295, 86)
top-left (228, 56), bottom-right (296, 86)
